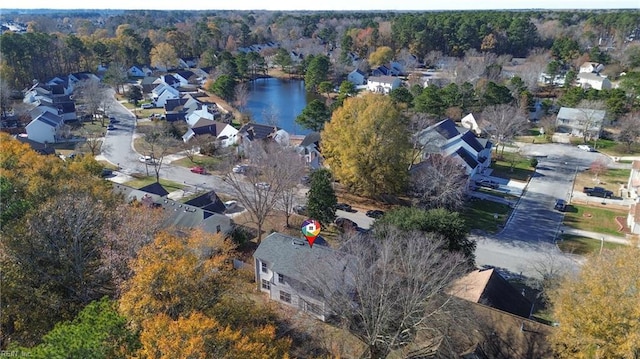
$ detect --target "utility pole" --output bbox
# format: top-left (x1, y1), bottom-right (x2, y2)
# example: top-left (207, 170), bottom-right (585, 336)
top-left (569, 165), bottom-right (579, 204)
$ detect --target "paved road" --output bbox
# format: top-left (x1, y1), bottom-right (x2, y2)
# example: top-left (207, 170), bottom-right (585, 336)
top-left (474, 143), bottom-right (630, 279)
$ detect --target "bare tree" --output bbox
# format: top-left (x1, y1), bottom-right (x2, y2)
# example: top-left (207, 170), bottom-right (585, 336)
top-left (77, 127), bottom-right (105, 156)
top-left (223, 142), bottom-right (304, 242)
top-left (139, 123), bottom-right (179, 182)
top-left (616, 112), bottom-right (640, 153)
top-left (0, 77), bottom-right (12, 118)
top-left (234, 82), bottom-right (250, 113)
top-left (74, 78), bottom-right (104, 124)
top-left (305, 226), bottom-right (469, 359)
top-left (181, 134), bottom-right (216, 164)
top-left (262, 104), bottom-right (280, 127)
top-left (481, 104), bottom-right (529, 156)
top-left (409, 155), bottom-right (468, 211)
top-left (521, 48), bottom-right (551, 92)
top-left (589, 158), bottom-right (608, 182)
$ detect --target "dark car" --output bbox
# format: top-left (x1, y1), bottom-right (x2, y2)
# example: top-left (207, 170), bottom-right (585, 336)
top-left (475, 179), bottom-right (500, 189)
top-left (554, 199), bottom-right (567, 212)
top-left (335, 217), bottom-right (358, 231)
top-left (366, 210), bottom-right (385, 219)
top-left (336, 203), bottom-right (356, 212)
top-left (100, 168), bottom-right (113, 178)
top-left (293, 205), bottom-right (307, 215)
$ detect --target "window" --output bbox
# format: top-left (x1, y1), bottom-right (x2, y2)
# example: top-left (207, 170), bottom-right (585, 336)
top-left (280, 291), bottom-right (291, 303)
top-left (261, 262), bottom-right (267, 273)
top-left (278, 274), bottom-right (285, 284)
top-left (261, 279), bottom-right (270, 290)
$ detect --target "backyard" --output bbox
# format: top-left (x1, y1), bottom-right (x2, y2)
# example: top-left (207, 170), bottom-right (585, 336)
top-left (462, 199), bottom-right (512, 233)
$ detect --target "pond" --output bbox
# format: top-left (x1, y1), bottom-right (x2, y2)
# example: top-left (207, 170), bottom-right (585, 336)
top-left (245, 77), bottom-right (315, 136)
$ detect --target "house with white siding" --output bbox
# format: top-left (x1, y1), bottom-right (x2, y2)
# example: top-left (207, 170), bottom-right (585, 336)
top-left (25, 111), bottom-right (67, 144)
top-left (576, 73), bottom-right (612, 90)
top-left (366, 76), bottom-right (401, 94)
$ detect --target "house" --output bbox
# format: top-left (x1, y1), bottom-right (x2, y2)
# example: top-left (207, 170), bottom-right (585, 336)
top-left (25, 111), bottom-right (67, 144)
top-left (414, 118), bottom-right (492, 177)
top-left (182, 118), bottom-right (239, 147)
top-left (140, 76), bottom-right (160, 94)
top-left (23, 84), bottom-right (52, 104)
top-left (254, 232), bottom-right (347, 321)
top-left (174, 71), bottom-right (196, 86)
top-left (184, 190), bottom-right (227, 214)
top-left (460, 113), bottom-right (482, 135)
top-left (237, 123), bottom-right (290, 155)
top-left (152, 84), bottom-right (180, 108)
top-left (113, 183), bottom-right (233, 235)
top-left (128, 65), bottom-right (150, 77)
top-left (389, 61), bottom-right (405, 76)
top-left (555, 107), bottom-right (606, 138)
top-left (297, 131), bottom-right (322, 169)
top-left (626, 161), bottom-right (640, 234)
top-left (576, 73), bottom-right (612, 90)
top-left (160, 74), bottom-right (181, 89)
top-left (448, 268), bottom-right (532, 319)
top-left (347, 69), bottom-right (366, 86)
top-left (68, 72), bottom-right (100, 92)
top-left (579, 62), bottom-right (604, 74)
top-left (186, 104), bottom-right (218, 127)
top-left (371, 65), bottom-right (392, 77)
top-left (178, 57), bottom-right (198, 69)
top-left (366, 76), bottom-right (402, 94)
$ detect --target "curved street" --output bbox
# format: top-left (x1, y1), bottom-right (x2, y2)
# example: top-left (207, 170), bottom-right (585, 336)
top-left (97, 93), bottom-right (629, 279)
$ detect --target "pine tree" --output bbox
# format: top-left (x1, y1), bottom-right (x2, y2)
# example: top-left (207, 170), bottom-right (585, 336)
top-left (306, 169), bottom-right (337, 226)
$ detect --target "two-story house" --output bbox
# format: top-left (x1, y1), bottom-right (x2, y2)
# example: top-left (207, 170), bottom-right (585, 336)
top-left (366, 76), bottom-right (402, 94)
top-left (25, 111), bottom-right (68, 144)
top-left (254, 232), bottom-right (349, 321)
top-left (555, 107), bottom-right (606, 139)
top-left (414, 118), bottom-right (493, 177)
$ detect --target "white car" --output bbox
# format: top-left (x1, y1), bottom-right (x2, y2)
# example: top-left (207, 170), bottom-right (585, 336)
top-left (224, 200), bottom-right (238, 211)
top-left (139, 155), bottom-right (156, 164)
top-left (255, 182), bottom-right (270, 190)
top-left (577, 144), bottom-right (595, 152)
top-left (232, 164), bottom-right (247, 174)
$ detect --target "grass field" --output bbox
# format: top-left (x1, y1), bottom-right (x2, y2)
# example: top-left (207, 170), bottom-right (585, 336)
top-left (557, 234), bottom-right (625, 255)
top-left (124, 177), bottom-right (184, 192)
top-left (574, 167), bottom-right (630, 197)
top-left (562, 204), bottom-right (627, 236)
top-left (491, 152), bottom-right (536, 182)
top-left (462, 199), bottom-right (512, 233)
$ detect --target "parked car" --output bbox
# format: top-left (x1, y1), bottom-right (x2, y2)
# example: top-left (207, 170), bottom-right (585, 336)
top-left (101, 168), bottom-right (113, 178)
top-left (232, 164), bottom-right (248, 174)
top-left (577, 144), bottom-right (596, 152)
top-left (141, 103), bottom-right (155, 109)
top-left (107, 125), bottom-right (116, 130)
top-left (336, 203), bottom-right (356, 212)
top-left (366, 210), bottom-right (385, 219)
top-left (224, 200), bottom-right (238, 211)
top-left (293, 205), bottom-right (307, 215)
top-left (300, 175), bottom-right (311, 185)
top-left (139, 155), bottom-right (156, 164)
top-left (475, 179), bottom-right (500, 189)
top-left (190, 166), bottom-right (207, 175)
top-left (554, 199), bottom-right (567, 212)
top-left (583, 186), bottom-right (613, 198)
top-left (255, 182), bottom-right (271, 190)
top-left (335, 217), bottom-right (358, 231)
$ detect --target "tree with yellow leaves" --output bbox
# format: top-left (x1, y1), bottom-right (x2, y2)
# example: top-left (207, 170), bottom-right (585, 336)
top-left (150, 42), bottom-right (179, 71)
top-left (550, 247), bottom-right (640, 358)
top-left (321, 93), bottom-right (411, 197)
top-left (368, 46), bottom-right (394, 67)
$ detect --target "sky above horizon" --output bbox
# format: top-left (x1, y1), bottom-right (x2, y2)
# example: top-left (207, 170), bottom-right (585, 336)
top-left (3, 0), bottom-right (639, 11)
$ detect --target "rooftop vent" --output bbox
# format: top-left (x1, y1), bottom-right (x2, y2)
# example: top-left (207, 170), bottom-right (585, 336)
top-left (292, 239), bottom-right (307, 247)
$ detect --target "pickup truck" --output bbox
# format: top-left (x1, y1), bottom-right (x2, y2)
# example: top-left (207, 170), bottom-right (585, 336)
top-left (583, 186), bottom-right (613, 198)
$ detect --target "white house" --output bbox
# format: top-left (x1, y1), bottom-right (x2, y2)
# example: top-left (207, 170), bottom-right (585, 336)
top-left (627, 161), bottom-right (640, 234)
top-left (556, 107), bottom-right (606, 138)
top-left (152, 84), bottom-right (180, 108)
top-left (182, 119), bottom-right (238, 147)
top-left (254, 232), bottom-right (349, 321)
top-left (414, 118), bottom-right (493, 177)
top-left (366, 76), bottom-right (402, 94)
top-left (23, 85), bottom-right (52, 104)
top-left (186, 104), bottom-right (218, 127)
top-left (25, 111), bottom-right (66, 144)
top-left (347, 69), bottom-right (366, 86)
top-left (576, 73), bottom-right (612, 90)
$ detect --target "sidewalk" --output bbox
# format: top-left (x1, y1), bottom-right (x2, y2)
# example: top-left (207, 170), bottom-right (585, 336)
top-left (560, 227), bottom-right (633, 246)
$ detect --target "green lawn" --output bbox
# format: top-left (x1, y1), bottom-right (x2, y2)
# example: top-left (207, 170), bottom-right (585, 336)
top-left (490, 153), bottom-right (536, 182)
top-left (462, 199), bottom-right (512, 233)
top-left (171, 155), bottom-right (221, 168)
top-left (562, 204), bottom-right (627, 236)
top-left (124, 177), bottom-right (185, 192)
top-left (557, 234), bottom-right (625, 255)
top-left (571, 137), bottom-right (640, 156)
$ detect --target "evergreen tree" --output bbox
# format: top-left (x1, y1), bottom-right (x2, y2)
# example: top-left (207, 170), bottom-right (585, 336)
top-left (306, 169), bottom-right (337, 226)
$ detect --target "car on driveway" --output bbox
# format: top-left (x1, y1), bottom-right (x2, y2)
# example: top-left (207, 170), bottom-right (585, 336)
top-left (141, 103), bottom-right (155, 109)
top-left (139, 155), bottom-right (156, 164)
top-left (475, 179), bottom-right (500, 189)
top-left (190, 166), bottom-right (207, 175)
top-left (366, 210), bottom-right (385, 219)
top-left (336, 203), bottom-right (356, 212)
top-left (233, 164), bottom-right (248, 174)
top-left (224, 200), bottom-right (238, 211)
top-left (335, 217), bottom-right (358, 232)
top-left (107, 125), bottom-right (116, 130)
top-left (255, 182), bottom-right (271, 190)
top-left (554, 199), bottom-right (567, 212)
top-left (294, 205), bottom-right (307, 215)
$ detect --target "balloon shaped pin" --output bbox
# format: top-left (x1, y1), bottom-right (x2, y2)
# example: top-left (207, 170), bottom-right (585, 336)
top-left (301, 219), bottom-right (321, 248)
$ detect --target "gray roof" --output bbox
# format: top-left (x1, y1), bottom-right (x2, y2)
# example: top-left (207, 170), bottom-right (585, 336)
top-left (577, 73), bottom-right (609, 82)
top-left (557, 107), bottom-right (606, 122)
top-left (34, 111), bottom-right (64, 127)
top-left (254, 232), bottom-right (346, 284)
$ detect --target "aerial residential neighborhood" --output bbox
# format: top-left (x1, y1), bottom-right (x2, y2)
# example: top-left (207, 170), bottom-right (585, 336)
top-left (1, 6), bottom-right (640, 358)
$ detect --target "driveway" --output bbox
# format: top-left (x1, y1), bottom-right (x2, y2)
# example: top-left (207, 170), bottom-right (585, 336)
top-left (474, 143), bottom-right (627, 278)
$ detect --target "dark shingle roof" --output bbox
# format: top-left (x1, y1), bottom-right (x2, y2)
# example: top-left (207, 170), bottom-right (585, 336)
top-left (138, 182), bottom-right (170, 197)
top-left (300, 131), bottom-right (321, 147)
top-left (460, 131), bottom-right (484, 153)
top-left (184, 191), bottom-right (226, 214)
top-left (238, 122), bottom-right (280, 141)
top-left (433, 119), bottom-right (462, 140)
top-left (455, 147), bottom-right (479, 169)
